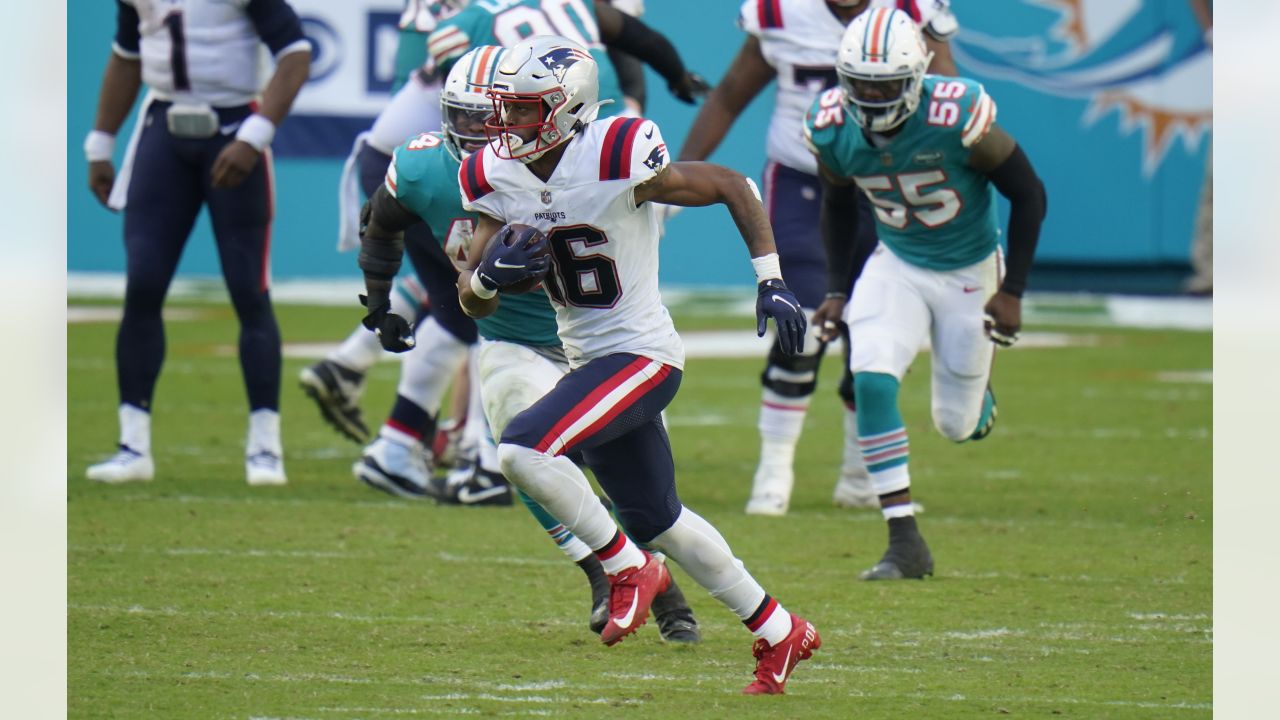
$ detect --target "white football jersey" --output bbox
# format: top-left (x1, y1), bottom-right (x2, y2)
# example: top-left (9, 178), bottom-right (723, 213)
top-left (117, 0), bottom-right (310, 107)
top-left (461, 117), bottom-right (685, 370)
top-left (739, 0), bottom-right (957, 175)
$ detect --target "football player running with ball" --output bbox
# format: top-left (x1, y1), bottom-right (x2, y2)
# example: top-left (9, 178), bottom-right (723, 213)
top-left (357, 46), bottom-right (701, 642)
top-left (805, 9), bottom-right (1046, 580)
top-left (445, 35), bottom-right (818, 694)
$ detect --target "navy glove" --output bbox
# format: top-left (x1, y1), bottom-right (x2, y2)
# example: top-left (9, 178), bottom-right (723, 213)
top-left (474, 224), bottom-right (552, 293)
top-left (756, 279), bottom-right (806, 356)
top-left (359, 294), bottom-right (415, 353)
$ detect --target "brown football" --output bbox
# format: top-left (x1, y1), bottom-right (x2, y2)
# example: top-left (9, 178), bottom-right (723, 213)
top-left (488, 223), bottom-right (551, 295)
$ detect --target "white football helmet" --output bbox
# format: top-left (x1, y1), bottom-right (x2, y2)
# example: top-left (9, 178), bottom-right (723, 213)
top-left (836, 7), bottom-right (933, 132)
top-left (441, 45), bottom-right (505, 161)
top-left (485, 35), bottom-right (610, 163)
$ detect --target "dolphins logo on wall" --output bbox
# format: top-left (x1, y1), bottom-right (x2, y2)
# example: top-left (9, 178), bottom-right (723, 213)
top-left (952, 0), bottom-right (1211, 176)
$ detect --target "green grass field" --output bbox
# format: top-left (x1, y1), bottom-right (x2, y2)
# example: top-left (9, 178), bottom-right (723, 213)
top-left (68, 298), bottom-right (1212, 719)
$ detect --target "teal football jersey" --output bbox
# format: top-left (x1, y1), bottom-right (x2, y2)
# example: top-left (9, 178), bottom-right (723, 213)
top-left (386, 132), bottom-right (561, 347)
top-left (804, 75), bottom-right (1001, 270)
top-left (426, 0), bottom-right (625, 113)
top-left (393, 1), bottom-right (456, 92)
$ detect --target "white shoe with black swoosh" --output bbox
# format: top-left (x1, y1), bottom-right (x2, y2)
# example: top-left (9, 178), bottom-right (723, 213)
top-left (428, 462), bottom-right (513, 507)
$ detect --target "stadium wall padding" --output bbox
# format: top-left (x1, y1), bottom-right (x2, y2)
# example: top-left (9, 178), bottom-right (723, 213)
top-left (68, 1), bottom-right (1211, 287)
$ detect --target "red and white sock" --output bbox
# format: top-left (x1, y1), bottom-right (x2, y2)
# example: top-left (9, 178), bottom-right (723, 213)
top-left (745, 595), bottom-right (792, 647)
top-left (595, 530), bottom-right (646, 575)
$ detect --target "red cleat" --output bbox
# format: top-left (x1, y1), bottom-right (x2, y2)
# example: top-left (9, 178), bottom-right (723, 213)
top-left (742, 614), bottom-right (821, 695)
top-left (599, 551), bottom-right (671, 646)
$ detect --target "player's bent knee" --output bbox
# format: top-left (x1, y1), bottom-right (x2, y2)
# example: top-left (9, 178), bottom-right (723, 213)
top-left (933, 406), bottom-right (978, 443)
top-left (761, 337), bottom-right (826, 397)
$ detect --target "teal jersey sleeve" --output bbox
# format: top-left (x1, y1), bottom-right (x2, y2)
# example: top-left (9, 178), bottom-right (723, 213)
top-left (387, 133), bottom-right (561, 347)
top-left (425, 1), bottom-right (623, 111)
top-left (804, 77), bottom-right (1003, 271)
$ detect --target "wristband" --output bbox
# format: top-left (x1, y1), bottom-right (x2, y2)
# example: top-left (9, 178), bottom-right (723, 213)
top-left (235, 114), bottom-right (276, 151)
top-left (469, 271), bottom-right (497, 300)
top-left (751, 253), bottom-right (782, 283)
top-left (84, 130), bottom-right (116, 162)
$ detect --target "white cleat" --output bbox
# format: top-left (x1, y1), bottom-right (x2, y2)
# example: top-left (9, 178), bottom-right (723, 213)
top-left (745, 465), bottom-right (794, 516)
top-left (833, 469), bottom-right (879, 509)
top-left (246, 451), bottom-right (287, 486)
top-left (86, 446), bottom-right (154, 483)
top-left (353, 437), bottom-right (430, 499)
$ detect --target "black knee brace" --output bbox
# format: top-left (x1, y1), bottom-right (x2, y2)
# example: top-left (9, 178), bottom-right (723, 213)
top-left (761, 337), bottom-right (827, 398)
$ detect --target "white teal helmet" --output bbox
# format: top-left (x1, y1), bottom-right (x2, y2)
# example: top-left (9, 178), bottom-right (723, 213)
top-left (836, 7), bottom-right (933, 132)
top-left (485, 35), bottom-right (610, 163)
top-left (441, 45), bottom-right (505, 161)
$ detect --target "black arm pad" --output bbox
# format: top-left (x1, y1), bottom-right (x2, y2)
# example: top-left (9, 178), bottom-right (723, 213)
top-left (608, 12), bottom-right (687, 87)
top-left (986, 144), bottom-right (1047, 297)
top-left (358, 186), bottom-right (416, 307)
top-left (820, 175), bottom-right (862, 296)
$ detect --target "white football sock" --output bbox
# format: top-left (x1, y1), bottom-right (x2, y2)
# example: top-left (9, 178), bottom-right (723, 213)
top-left (841, 406), bottom-right (871, 479)
top-left (757, 389), bottom-right (808, 473)
top-left (119, 404), bottom-right (151, 455)
top-left (247, 409), bottom-right (282, 456)
top-left (329, 324), bottom-right (383, 375)
top-left (497, 443), bottom-right (631, 558)
top-left (751, 600), bottom-right (794, 647)
top-left (396, 318), bottom-right (469, 416)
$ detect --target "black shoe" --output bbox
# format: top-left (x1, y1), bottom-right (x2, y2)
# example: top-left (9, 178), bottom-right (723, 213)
top-left (859, 516), bottom-right (934, 580)
top-left (429, 463), bottom-right (513, 506)
top-left (651, 578), bottom-right (701, 644)
top-left (578, 555), bottom-right (611, 635)
top-left (299, 360), bottom-right (369, 443)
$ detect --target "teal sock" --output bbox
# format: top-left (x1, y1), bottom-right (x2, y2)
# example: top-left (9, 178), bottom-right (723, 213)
top-left (518, 488), bottom-right (577, 550)
top-left (853, 372), bottom-right (910, 477)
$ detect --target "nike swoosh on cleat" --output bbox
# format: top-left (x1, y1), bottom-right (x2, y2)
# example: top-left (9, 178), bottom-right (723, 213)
top-left (614, 592), bottom-right (640, 629)
top-left (492, 259), bottom-right (526, 269)
top-left (962, 286), bottom-right (982, 293)
top-left (456, 485), bottom-right (508, 504)
top-left (770, 647), bottom-right (793, 684)
top-left (771, 294), bottom-right (799, 311)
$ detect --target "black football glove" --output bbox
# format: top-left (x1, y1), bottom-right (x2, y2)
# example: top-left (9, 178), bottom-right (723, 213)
top-left (359, 294), bottom-right (415, 353)
top-left (670, 72), bottom-right (711, 104)
top-left (756, 279), bottom-right (807, 356)
top-left (474, 224), bottom-right (552, 292)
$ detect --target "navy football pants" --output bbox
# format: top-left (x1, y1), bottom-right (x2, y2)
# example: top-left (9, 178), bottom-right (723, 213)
top-left (118, 101), bottom-right (279, 412)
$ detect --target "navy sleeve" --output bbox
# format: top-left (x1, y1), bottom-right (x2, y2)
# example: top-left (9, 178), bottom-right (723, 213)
top-left (246, 0), bottom-right (308, 56)
top-left (114, 0), bottom-right (141, 55)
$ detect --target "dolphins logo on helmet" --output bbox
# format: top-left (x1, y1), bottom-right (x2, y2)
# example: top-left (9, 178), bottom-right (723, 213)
top-left (836, 8), bottom-right (934, 133)
top-left (440, 45), bottom-right (505, 161)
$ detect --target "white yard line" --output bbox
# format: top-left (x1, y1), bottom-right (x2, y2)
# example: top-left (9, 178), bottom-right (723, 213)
top-left (94, 666), bottom-right (1209, 714)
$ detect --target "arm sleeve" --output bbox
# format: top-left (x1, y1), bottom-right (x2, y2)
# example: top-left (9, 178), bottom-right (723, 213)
top-left (820, 174), bottom-right (863, 296)
top-left (246, 0), bottom-right (310, 57)
top-left (113, 0), bottom-right (141, 59)
top-left (985, 144), bottom-right (1047, 297)
top-left (427, 22), bottom-right (472, 79)
top-left (606, 13), bottom-right (688, 88)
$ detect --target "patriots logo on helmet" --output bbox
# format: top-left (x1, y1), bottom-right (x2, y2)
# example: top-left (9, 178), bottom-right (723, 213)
top-left (643, 143), bottom-right (667, 172)
top-left (538, 47), bottom-right (593, 83)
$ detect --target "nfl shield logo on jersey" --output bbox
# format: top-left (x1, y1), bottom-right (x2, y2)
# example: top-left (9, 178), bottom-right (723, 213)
top-left (540, 189), bottom-right (553, 205)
